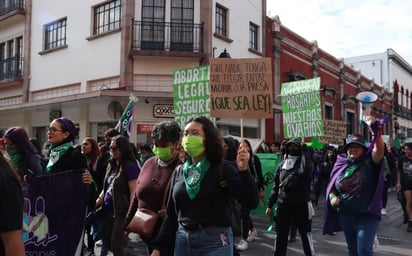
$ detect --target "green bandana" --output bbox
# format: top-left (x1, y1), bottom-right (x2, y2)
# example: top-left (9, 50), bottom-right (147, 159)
top-left (46, 142), bottom-right (72, 173)
top-left (182, 156), bottom-right (211, 199)
top-left (5, 145), bottom-right (21, 168)
top-left (344, 157), bottom-right (362, 178)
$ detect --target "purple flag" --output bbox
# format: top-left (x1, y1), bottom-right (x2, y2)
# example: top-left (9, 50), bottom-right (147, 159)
top-left (23, 169), bottom-right (89, 256)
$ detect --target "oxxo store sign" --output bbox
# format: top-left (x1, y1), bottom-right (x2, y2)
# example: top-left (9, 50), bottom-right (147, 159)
top-left (153, 104), bottom-right (174, 118)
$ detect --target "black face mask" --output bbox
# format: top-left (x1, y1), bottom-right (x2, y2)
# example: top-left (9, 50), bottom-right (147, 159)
top-left (288, 149), bottom-right (301, 156)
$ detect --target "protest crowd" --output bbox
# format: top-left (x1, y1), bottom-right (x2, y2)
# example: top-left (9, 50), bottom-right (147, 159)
top-left (1, 110), bottom-right (412, 256)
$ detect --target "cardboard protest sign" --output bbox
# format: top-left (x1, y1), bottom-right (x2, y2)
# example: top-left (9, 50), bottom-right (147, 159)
top-left (320, 119), bottom-right (346, 145)
top-left (209, 58), bottom-right (273, 118)
top-left (173, 65), bottom-right (210, 128)
top-left (281, 77), bottom-right (324, 138)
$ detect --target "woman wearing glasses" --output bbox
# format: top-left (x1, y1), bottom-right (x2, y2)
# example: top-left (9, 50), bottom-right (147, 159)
top-left (96, 135), bottom-right (139, 256)
top-left (46, 117), bottom-right (90, 182)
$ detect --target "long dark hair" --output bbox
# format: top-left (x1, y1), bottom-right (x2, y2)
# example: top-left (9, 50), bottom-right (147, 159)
top-left (0, 152), bottom-right (20, 183)
top-left (82, 137), bottom-right (99, 167)
top-left (3, 126), bottom-right (38, 159)
top-left (112, 135), bottom-right (138, 169)
top-left (185, 116), bottom-right (224, 164)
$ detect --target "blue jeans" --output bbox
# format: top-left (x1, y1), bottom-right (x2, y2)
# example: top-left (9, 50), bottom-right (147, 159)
top-left (338, 213), bottom-right (379, 256)
top-left (174, 224), bottom-right (233, 256)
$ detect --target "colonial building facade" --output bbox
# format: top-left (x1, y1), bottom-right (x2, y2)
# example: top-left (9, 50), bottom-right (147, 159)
top-left (0, 0), bottom-right (266, 145)
top-left (345, 50), bottom-right (412, 143)
top-left (266, 16), bottom-right (393, 146)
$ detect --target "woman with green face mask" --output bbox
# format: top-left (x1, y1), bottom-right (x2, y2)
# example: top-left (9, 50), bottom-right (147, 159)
top-left (3, 126), bottom-right (44, 180)
top-left (150, 116), bottom-right (259, 256)
top-left (125, 121), bottom-right (182, 256)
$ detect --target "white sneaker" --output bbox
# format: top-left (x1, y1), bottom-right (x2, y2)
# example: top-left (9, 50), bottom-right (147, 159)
top-left (373, 235), bottom-right (379, 248)
top-left (236, 239), bottom-right (248, 251)
top-left (95, 239), bottom-right (103, 246)
top-left (381, 208), bottom-right (387, 216)
top-left (246, 229), bottom-right (258, 242)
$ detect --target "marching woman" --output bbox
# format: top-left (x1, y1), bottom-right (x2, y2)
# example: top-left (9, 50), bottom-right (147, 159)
top-left (324, 114), bottom-right (384, 256)
top-left (96, 135), bottom-right (139, 256)
top-left (125, 121), bottom-right (182, 255)
top-left (46, 117), bottom-right (91, 185)
top-left (3, 126), bottom-right (44, 179)
top-left (151, 116), bottom-right (258, 256)
top-left (0, 152), bottom-right (25, 255)
top-left (397, 142), bottom-right (412, 232)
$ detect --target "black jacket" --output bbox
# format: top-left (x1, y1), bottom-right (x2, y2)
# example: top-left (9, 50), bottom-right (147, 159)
top-left (267, 153), bottom-right (313, 207)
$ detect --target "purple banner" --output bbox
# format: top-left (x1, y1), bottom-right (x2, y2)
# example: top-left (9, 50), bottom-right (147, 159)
top-left (23, 169), bottom-right (89, 256)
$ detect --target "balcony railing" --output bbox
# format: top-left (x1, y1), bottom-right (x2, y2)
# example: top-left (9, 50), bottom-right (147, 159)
top-left (0, 0), bottom-right (25, 16)
top-left (0, 56), bottom-right (23, 81)
top-left (132, 21), bottom-right (203, 53)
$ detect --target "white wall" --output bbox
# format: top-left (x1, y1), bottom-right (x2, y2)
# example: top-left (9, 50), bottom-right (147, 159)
top-left (30, 0), bottom-right (121, 92)
top-left (345, 52), bottom-right (389, 89)
top-left (0, 21), bottom-right (24, 42)
top-left (212, 0), bottom-right (264, 58)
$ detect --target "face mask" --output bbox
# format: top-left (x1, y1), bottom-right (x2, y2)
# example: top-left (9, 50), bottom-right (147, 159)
top-left (181, 136), bottom-right (205, 157)
top-left (5, 145), bottom-right (19, 156)
top-left (42, 149), bottom-right (50, 156)
top-left (288, 149), bottom-right (301, 156)
top-left (153, 145), bottom-right (174, 162)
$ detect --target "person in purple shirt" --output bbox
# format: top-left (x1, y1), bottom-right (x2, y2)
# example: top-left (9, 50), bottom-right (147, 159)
top-left (96, 135), bottom-right (140, 256)
top-left (323, 114), bottom-right (384, 256)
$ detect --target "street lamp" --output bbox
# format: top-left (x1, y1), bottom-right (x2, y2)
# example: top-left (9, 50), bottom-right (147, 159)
top-left (341, 95), bottom-right (348, 107)
top-left (218, 49), bottom-right (231, 58)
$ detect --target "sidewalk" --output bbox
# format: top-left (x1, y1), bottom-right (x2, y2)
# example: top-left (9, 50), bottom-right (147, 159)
top-left (93, 190), bottom-right (412, 256)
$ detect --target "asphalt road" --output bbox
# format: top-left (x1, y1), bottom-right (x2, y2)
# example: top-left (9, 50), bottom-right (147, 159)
top-left (91, 190), bottom-right (412, 256)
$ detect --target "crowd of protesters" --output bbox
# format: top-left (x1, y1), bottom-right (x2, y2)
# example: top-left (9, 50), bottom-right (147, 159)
top-left (1, 114), bottom-right (412, 256)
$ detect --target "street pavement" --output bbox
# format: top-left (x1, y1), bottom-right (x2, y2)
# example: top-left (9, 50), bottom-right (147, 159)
top-left (93, 190), bottom-right (412, 255)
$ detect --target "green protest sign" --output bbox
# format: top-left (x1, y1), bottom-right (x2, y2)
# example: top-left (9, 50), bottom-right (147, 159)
top-left (281, 77), bottom-right (324, 138)
top-left (173, 65), bottom-right (210, 128)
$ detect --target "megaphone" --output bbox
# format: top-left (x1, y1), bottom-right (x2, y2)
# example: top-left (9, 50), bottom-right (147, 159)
top-left (355, 91), bottom-right (378, 123)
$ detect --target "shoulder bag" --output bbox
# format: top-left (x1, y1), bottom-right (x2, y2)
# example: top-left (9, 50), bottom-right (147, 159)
top-left (125, 170), bottom-right (173, 238)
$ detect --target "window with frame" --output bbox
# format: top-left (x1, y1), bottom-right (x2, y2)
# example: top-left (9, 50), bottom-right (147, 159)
top-left (93, 0), bottom-right (121, 35)
top-left (249, 22), bottom-right (258, 50)
top-left (170, 0), bottom-right (194, 51)
top-left (0, 37), bottom-right (23, 79)
top-left (324, 105), bottom-right (333, 119)
top-left (141, 0), bottom-right (165, 49)
top-left (346, 111), bottom-right (355, 135)
top-left (215, 4), bottom-right (227, 37)
top-left (44, 18), bottom-right (67, 50)
top-left (0, 43), bottom-right (5, 79)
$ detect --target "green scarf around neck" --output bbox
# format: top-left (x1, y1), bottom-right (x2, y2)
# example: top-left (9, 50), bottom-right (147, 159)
top-left (182, 156), bottom-right (211, 199)
top-left (5, 145), bottom-right (21, 169)
top-left (46, 142), bottom-right (72, 173)
top-left (344, 157), bottom-right (363, 178)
